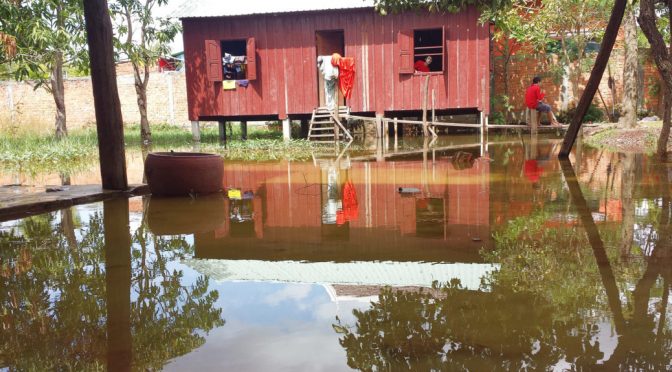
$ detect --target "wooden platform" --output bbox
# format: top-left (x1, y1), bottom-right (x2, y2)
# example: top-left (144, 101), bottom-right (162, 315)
top-left (0, 184), bottom-right (150, 222)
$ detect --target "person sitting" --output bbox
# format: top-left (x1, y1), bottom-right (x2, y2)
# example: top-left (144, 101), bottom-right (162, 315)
top-left (525, 76), bottom-right (560, 126)
top-left (414, 56), bottom-right (432, 73)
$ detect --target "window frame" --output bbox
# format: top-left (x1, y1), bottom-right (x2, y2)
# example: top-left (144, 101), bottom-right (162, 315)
top-left (204, 37), bottom-right (257, 82)
top-left (412, 27), bottom-right (446, 75)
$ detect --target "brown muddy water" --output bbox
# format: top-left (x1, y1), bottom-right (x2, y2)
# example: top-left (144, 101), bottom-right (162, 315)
top-left (2, 133), bottom-right (672, 370)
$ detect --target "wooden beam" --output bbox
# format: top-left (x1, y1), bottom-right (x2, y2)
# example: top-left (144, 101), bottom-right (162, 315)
top-left (83, 0), bottom-right (128, 190)
top-left (559, 0), bottom-right (627, 158)
top-left (422, 75), bottom-right (430, 137)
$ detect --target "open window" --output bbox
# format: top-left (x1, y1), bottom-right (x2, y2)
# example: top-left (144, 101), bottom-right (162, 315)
top-left (399, 28), bottom-right (445, 74)
top-left (413, 28), bottom-right (444, 73)
top-left (204, 38), bottom-right (257, 82)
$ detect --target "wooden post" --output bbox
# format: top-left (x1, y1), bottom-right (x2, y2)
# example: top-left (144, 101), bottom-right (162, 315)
top-left (218, 120), bottom-right (227, 143)
top-left (559, 0), bottom-right (627, 158)
top-left (431, 89), bottom-right (436, 134)
top-left (393, 117), bottom-right (398, 150)
top-left (431, 89), bottom-right (436, 122)
top-left (104, 198), bottom-right (132, 372)
top-left (241, 121), bottom-right (248, 141)
top-left (300, 119), bottom-right (309, 139)
top-left (384, 119), bottom-right (390, 151)
top-left (191, 121), bottom-right (201, 142)
top-left (422, 75), bottom-right (430, 137)
top-left (83, 0), bottom-right (127, 190)
top-left (375, 113), bottom-right (383, 138)
top-left (531, 111), bottom-right (538, 135)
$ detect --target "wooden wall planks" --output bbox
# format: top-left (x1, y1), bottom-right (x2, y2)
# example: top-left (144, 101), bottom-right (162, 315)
top-left (182, 7), bottom-right (490, 121)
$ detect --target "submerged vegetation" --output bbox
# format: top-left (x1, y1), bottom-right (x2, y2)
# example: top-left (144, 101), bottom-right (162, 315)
top-left (0, 123), bottom-right (317, 175)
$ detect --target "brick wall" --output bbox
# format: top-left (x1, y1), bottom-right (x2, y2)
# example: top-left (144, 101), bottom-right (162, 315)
top-left (492, 48), bottom-right (662, 120)
top-left (0, 70), bottom-right (189, 130)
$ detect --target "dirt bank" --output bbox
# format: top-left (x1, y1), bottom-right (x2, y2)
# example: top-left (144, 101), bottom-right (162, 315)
top-left (583, 122), bottom-right (666, 154)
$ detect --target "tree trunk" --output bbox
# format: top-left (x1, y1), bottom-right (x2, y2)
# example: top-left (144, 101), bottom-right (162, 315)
top-left (659, 91), bottom-right (671, 158)
top-left (133, 63), bottom-right (151, 143)
top-left (51, 50), bottom-right (67, 138)
top-left (639, 0), bottom-right (672, 160)
top-left (83, 0), bottom-right (128, 190)
top-left (619, 153), bottom-right (635, 259)
top-left (619, 6), bottom-right (639, 128)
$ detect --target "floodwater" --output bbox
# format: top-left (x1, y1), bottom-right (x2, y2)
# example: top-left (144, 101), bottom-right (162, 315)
top-left (2, 133), bottom-right (672, 370)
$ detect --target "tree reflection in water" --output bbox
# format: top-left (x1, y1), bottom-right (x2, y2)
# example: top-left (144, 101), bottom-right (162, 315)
top-left (335, 159), bottom-right (672, 371)
top-left (0, 199), bottom-right (224, 370)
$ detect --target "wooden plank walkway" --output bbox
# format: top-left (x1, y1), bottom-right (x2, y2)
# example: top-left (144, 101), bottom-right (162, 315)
top-left (0, 184), bottom-right (150, 222)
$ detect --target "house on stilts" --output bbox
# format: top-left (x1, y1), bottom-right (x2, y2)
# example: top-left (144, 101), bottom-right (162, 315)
top-left (175, 0), bottom-right (491, 140)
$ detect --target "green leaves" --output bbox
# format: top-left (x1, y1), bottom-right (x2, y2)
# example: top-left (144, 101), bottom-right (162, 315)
top-left (109, 0), bottom-right (181, 70)
top-left (0, 0), bottom-right (87, 87)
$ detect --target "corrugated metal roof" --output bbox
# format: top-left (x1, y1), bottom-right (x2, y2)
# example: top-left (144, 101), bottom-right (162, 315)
top-left (173, 0), bottom-right (375, 18)
top-left (183, 259), bottom-right (499, 289)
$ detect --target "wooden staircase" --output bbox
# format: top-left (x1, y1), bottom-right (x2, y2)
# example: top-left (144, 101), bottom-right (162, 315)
top-left (307, 106), bottom-right (353, 142)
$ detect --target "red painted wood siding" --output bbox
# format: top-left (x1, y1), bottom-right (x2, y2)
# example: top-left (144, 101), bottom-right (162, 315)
top-left (182, 7), bottom-right (490, 121)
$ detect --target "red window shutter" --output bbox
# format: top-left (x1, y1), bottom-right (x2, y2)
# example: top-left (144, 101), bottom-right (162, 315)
top-left (205, 40), bottom-right (222, 82)
top-left (399, 30), bottom-right (413, 74)
top-left (442, 26), bottom-right (447, 73)
top-left (246, 37), bottom-right (257, 80)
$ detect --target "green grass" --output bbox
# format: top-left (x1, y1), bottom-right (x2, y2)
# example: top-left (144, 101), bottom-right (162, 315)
top-left (0, 123), bottom-right (314, 175)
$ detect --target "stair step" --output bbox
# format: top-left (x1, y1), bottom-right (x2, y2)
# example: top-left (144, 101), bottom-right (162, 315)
top-left (309, 134), bottom-right (341, 138)
top-left (310, 127), bottom-right (334, 131)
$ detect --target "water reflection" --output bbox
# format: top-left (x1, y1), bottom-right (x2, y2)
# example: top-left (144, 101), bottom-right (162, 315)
top-left (331, 156), bottom-right (672, 370)
top-left (4, 134), bottom-right (672, 370)
top-left (0, 199), bottom-right (224, 370)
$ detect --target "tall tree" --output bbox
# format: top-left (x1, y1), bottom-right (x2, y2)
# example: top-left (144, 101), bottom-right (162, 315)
top-left (619, 1), bottom-right (639, 128)
top-left (639, 0), bottom-right (672, 159)
top-left (109, 0), bottom-right (180, 143)
top-left (0, 0), bottom-right (87, 138)
top-left (0, 0), bottom-right (19, 60)
top-left (538, 0), bottom-right (612, 106)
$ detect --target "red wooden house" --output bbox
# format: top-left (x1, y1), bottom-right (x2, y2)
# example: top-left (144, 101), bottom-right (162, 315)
top-left (177, 1), bottom-right (490, 136)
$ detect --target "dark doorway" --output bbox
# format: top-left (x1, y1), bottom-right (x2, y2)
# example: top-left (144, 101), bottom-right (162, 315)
top-left (316, 30), bottom-right (345, 107)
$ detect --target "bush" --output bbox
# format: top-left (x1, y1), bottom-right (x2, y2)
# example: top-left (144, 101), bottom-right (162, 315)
top-left (556, 104), bottom-right (605, 124)
top-left (490, 111), bottom-right (506, 125)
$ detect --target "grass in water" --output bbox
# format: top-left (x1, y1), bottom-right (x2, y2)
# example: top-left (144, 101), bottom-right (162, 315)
top-left (1, 123), bottom-right (314, 175)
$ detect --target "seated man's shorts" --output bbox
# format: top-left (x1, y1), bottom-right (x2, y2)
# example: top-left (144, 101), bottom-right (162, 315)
top-left (536, 102), bottom-right (552, 113)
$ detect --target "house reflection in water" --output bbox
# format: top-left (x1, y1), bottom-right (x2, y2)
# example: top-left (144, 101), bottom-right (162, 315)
top-left (145, 151), bottom-right (495, 291)
top-left (191, 155), bottom-right (491, 263)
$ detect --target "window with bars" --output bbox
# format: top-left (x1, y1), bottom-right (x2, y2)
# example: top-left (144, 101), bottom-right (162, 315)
top-left (413, 28), bottom-right (444, 73)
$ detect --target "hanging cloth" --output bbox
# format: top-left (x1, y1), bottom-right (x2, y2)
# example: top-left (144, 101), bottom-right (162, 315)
top-left (331, 53), bottom-right (356, 100)
top-left (318, 55), bottom-right (339, 110)
top-left (223, 80), bottom-right (236, 90)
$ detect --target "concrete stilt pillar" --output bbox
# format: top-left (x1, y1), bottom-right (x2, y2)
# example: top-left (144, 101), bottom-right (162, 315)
top-left (282, 118), bottom-right (291, 141)
top-left (241, 121), bottom-right (248, 140)
top-left (191, 121), bottom-right (201, 142)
